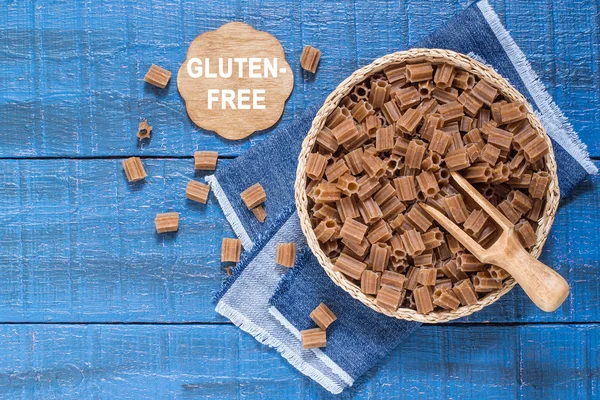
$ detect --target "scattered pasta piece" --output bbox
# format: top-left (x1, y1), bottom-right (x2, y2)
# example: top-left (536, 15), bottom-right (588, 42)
top-left (240, 183), bottom-right (266, 209)
top-left (310, 303), bottom-right (337, 330)
top-left (144, 64), bottom-right (171, 88)
top-left (221, 238), bottom-right (241, 263)
top-left (275, 242), bottom-right (296, 268)
top-left (252, 205), bottom-right (267, 223)
top-left (300, 45), bottom-right (321, 74)
top-left (194, 151), bottom-right (218, 171)
top-left (137, 120), bottom-right (152, 140)
top-left (301, 328), bottom-right (326, 349)
top-left (155, 212), bottom-right (179, 234)
top-left (122, 157), bottom-right (147, 182)
top-left (186, 180), bottom-right (210, 204)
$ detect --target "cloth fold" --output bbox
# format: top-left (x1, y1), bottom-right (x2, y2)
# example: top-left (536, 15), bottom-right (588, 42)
top-left (209, 0), bottom-right (596, 394)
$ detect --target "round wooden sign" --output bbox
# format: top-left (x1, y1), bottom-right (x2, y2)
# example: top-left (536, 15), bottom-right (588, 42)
top-left (177, 22), bottom-right (294, 140)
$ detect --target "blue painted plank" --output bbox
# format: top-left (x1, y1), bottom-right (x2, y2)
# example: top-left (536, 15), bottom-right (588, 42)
top-left (0, 0), bottom-right (598, 157)
top-left (0, 323), bottom-right (596, 399)
top-left (0, 158), bottom-right (598, 323)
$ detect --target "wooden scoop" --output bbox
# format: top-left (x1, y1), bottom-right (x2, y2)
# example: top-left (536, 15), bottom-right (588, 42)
top-left (421, 171), bottom-right (569, 312)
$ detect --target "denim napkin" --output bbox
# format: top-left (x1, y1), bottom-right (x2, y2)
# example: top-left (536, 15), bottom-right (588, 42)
top-left (209, 0), bottom-right (597, 394)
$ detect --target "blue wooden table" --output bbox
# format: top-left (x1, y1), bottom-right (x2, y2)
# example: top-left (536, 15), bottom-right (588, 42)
top-left (0, 0), bottom-right (598, 398)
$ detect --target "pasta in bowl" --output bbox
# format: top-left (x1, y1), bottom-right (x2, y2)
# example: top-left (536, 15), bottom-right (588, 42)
top-left (295, 49), bottom-right (559, 323)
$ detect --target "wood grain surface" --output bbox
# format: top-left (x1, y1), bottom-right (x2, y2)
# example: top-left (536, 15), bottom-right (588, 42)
top-left (0, 0), bottom-right (598, 398)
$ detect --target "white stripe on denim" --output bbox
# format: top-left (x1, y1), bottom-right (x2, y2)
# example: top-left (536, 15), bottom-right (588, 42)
top-left (215, 214), bottom-right (346, 394)
top-left (205, 175), bottom-right (254, 250)
top-left (269, 306), bottom-right (355, 386)
top-left (478, 0), bottom-right (598, 174)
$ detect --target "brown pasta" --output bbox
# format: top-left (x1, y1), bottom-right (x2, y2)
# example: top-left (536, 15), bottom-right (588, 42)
top-left (381, 270), bottom-right (407, 289)
top-left (393, 176), bottom-right (418, 202)
top-left (369, 79), bottom-right (391, 108)
top-left (326, 106), bottom-right (351, 129)
top-left (276, 243), bottom-right (297, 268)
top-left (472, 271), bottom-right (503, 292)
top-left (334, 253), bottom-right (367, 280)
top-left (351, 100), bottom-right (375, 123)
top-left (499, 102), bottom-right (527, 124)
top-left (522, 135), bottom-right (550, 163)
top-left (417, 268), bottom-right (437, 286)
top-left (433, 288), bottom-right (461, 310)
top-left (137, 120), bottom-right (152, 140)
top-left (310, 303), bottom-right (337, 330)
top-left (527, 198), bottom-right (544, 222)
top-left (471, 79), bottom-right (498, 105)
top-left (381, 100), bottom-right (402, 124)
top-left (376, 285), bottom-right (405, 310)
top-left (221, 238), bottom-right (241, 262)
top-left (336, 174), bottom-right (359, 196)
top-left (405, 139), bottom-right (428, 168)
top-left (416, 170), bottom-right (440, 198)
top-left (463, 163), bottom-right (493, 183)
top-left (362, 154), bottom-right (386, 178)
top-left (144, 64), bottom-right (171, 88)
top-left (406, 62), bottom-right (434, 82)
top-left (300, 45), bottom-right (321, 73)
top-left (194, 151), bottom-right (219, 170)
top-left (444, 148), bottom-right (471, 171)
top-left (400, 229), bottom-right (425, 256)
top-left (301, 328), bottom-right (326, 349)
top-left (306, 153), bottom-right (328, 181)
top-left (252, 205), bottom-right (267, 223)
top-left (515, 219), bottom-right (537, 248)
top-left (370, 242), bottom-right (391, 272)
top-left (394, 86), bottom-right (421, 110)
top-left (332, 118), bottom-right (361, 146)
top-left (397, 108), bottom-right (423, 133)
top-left (457, 90), bottom-right (484, 117)
top-left (186, 180), bottom-right (210, 204)
top-left (155, 212), bottom-right (179, 234)
top-left (452, 70), bottom-right (475, 90)
top-left (413, 285), bottom-right (434, 314)
top-left (314, 218), bottom-right (338, 242)
top-left (497, 200), bottom-right (521, 224)
top-left (337, 196), bottom-right (360, 221)
top-left (463, 209), bottom-right (488, 237)
top-left (240, 183), bottom-right (267, 209)
top-left (443, 194), bottom-right (469, 224)
top-left (421, 228), bottom-right (444, 250)
top-left (123, 157), bottom-right (147, 182)
top-left (452, 279), bottom-right (479, 306)
top-left (340, 218), bottom-right (368, 244)
top-left (367, 219), bottom-right (393, 244)
top-left (357, 197), bottom-right (383, 224)
top-left (361, 270), bottom-right (381, 294)
top-left (380, 196), bottom-right (406, 220)
top-left (434, 63), bottom-right (455, 89)
top-left (438, 101), bottom-right (464, 123)
top-left (508, 190), bottom-right (533, 214)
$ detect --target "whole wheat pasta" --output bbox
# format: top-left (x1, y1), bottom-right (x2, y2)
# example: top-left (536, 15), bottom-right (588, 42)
top-left (405, 139), bottom-right (428, 168)
top-left (374, 183), bottom-right (397, 205)
top-left (370, 242), bottom-right (391, 272)
top-left (312, 182), bottom-right (342, 203)
top-left (326, 106), bottom-right (351, 129)
top-left (381, 100), bottom-right (402, 124)
top-left (221, 238), bottom-right (241, 262)
top-left (345, 148), bottom-right (364, 175)
top-left (463, 163), bottom-right (492, 183)
top-left (416, 170), bottom-right (440, 198)
top-left (306, 152), bottom-right (328, 181)
top-left (413, 253), bottom-right (433, 267)
top-left (483, 124), bottom-right (514, 152)
top-left (491, 162), bottom-right (510, 184)
top-left (384, 64), bottom-right (406, 83)
top-left (436, 242), bottom-right (452, 261)
top-left (444, 148), bottom-right (471, 171)
top-left (413, 285), bottom-right (434, 314)
top-left (340, 218), bottom-right (369, 244)
top-left (477, 223), bottom-right (498, 247)
top-left (276, 242), bottom-right (297, 268)
top-left (465, 143), bottom-right (480, 164)
top-left (421, 151), bottom-right (442, 171)
top-left (357, 197), bottom-right (383, 224)
top-left (421, 228), bottom-right (444, 250)
top-left (406, 62), bottom-right (433, 82)
top-left (476, 108), bottom-right (491, 128)
top-left (404, 266), bottom-right (420, 291)
top-left (431, 87), bottom-right (458, 104)
top-left (252, 205), bottom-right (267, 223)
top-left (362, 154), bottom-right (386, 178)
top-left (452, 279), bottom-right (479, 306)
top-left (508, 173), bottom-right (532, 189)
top-left (394, 176), bottom-right (417, 202)
top-left (459, 115), bottom-right (473, 133)
top-left (194, 151), bottom-right (219, 170)
top-left (316, 127), bottom-right (339, 153)
top-left (301, 328), bottom-right (326, 349)
top-left (353, 83), bottom-right (370, 101)
top-left (154, 212), bottom-right (179, 234)
top-left (395, 86), bottom-right (421, 110)
top-left (499, 102), bottom-right (527, 124)
top-left (452, 70), bottom-right (475, 90)
top-left (389, 214), bottom-right (407, 234)
top-left (497, 199), bottom-right (521, 224)
top-left (381, 270), bottom-right (407, 290)
top-left (512, 126), bottom-right (537, 151)
top-left (392, 136), bottom-right (411, 157)
top-left (437, 101), bottom-right (464, 123)
top-left (527, 198), bottom-right (544, 222)
top-left (515, 219), bottom-right (537, 249)
top-left (340, 95), bottom-right (357, 111)
top-left (432, 288), bottom-right (461, 310)
top-left (400, 229), bottom-right (425, 256)
top-left (325, 159), bottom-right (349, 183)
top-left (397, 108), bottom-right (423, 134)
top-left (488, 265), bottom-right (510, 281)
top-left (357, 176), bottom-right (381, 201)
top-left (334, 252), bottom-right (367, 280)
top-left (522, 135), bottom-right (550, 163)
top-left (336, 174), bottom-right (359, 196)
top-left (144, 64), bottom-right (171, 88)
top-left (463, 128), bottom-right (485, 150)
top-left (418, 81), bottom-right (436, 99)
top-left (443, 194), bottom-right (469, 224)
top-left (472, 271), bottom-right (503, 292)
top-left (508, 190), bottom-right (533, 214)
top-left (300, 45), bottom-right (321, 73)
top-left (457, 253), bottom-right (485, 272)
top-left (342, 236), bottom-right (370, 258)
top-left (310, 303), bottom-right (337, 330)
top-left (375, 126), bottom-right (395, 152)
top-left (331, 118), bottom-right (360, 147)
top-left (137, 120), bottom-right (152, 140)
top-left (457, 90), bottom-right (484, 117)
top-left (364, 115), bottom-right (381, 137)
top-left (123, 157), bottom-right (147, 182)
top-left (490, 101), bottom-right (507, 123)
top-left (471, 79), bottom-right (498, 105)
top-left (380, 196), bottom-right (406, 220)
top-left (428, 130), bottom-right (450, 155)
top-left (479, 143), bottom-right (501, 165)
top-left (416, 267), bottom-right (437, 286)
top-left (435, 168), bottom-right (450, 186)
top-left (433, 63), bottom-right (455, 89)
top-left (463, 209), bottom-right (489, 237)
top-left (337, 196), bottom-right (360, 221)
top-left (361, 270), bottom-right (381, 295)
top-left (240, 183), bottom-right (267, 209)
top-left (376, 285), bottom-right (404, 310)
top-left (420, 114), bottom-right (444, 141)
top-left (351, 100), bottom-right (375, 123)
top-left (314, 218), bottom-right (338, 242)
top-left (440, 259), bottom-right (468, 282)
top-left (369, 79), bottom-right (391, 108)
top-left (367, 219), bottom-right (393, 244)
top-left (186, 180), bottom-right (210, 204)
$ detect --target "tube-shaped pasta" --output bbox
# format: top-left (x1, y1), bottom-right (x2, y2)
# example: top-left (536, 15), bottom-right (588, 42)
top-left (443, 194), bottom-right (469, 224)
top-left (456, 252), bottom-right (485, 273)
top-left (367, 219), bottom-right (393, 244)
top-left (459, 115), bottom-right (473, 133)
top-left (417, 267), bottom-right (437, 286)
top-left (241, 183), bottom-right (267, 209)
top-left (357, 197), bottom-right (383, 224)
top-left (471, 79), bottom-right (498, 105)
top-left (490, 162), bottom-right (510, 184)
top-left (397, 108), bottom-right (423, 133)
top-left (300, 45), bottom-right (321, 73)
top-left (276, 243), bottom-right (297, 268)
top-left (433, 288), bottom-right (461, 310)
top-left (405, 139), bottom-right (428, 168)
top-left (351, 100), bottom-right (375, 123)
top-left (457, 90), bottom-right (484, 117)
top-left (515, 219), bottom-right (537, 248)
top-left (374, 183), bottom-right (396, 205)
top-left (361, 270), bottom-right (380, 295)
top-left (343, 125), bottom-right (369, 151)
top-left (421, 228), bottom-right (444, 250)
top-left (463, 162), bottom-right (492, 183)
top-left (527, 171), bottom-right (550, 199)
top-left (437, 101), bottom-right (464, 123)
top-left (326, 106), bottom-right (351, 129)
top-left (400, 229), bottom-right (425, 256)
top-left (431, 87), bottom-right (458, 104)
top-left (421, 151), bottom-right (442, 171)
top-left (376, 285), bottom-right (404, 310)
top-left (344, 148), bottom-right (364, 175)
top-left (522, 135), bottom-right (549, 163)
top-left (479, 143), bottom-right (501, 165)
top-left (193, 151), bottom-right (218, 171)
top-left (440, 259), bottom-right (468, 282)
top-left (508, 190), bottom-right (533, 214)
top-left (463, 209), bottom-right (489, 237)
top-left (482, 123), bottom-right (514, 152)
top-left (413, 285), bottom-right (434, 314)
top-left (420, 113), bottom-right (443, 141)
top-left (394, 86), bottom-right (421, 110)
top-left (406, 62), bottom-right (433, 82)
top-left (312, 182), bottom-right (341, 203)
top-left (364, 115), bottom-right (381, 138)
top-left (406, 204), bottom-right (433, 232)
top-left (490, 101), bottom-right (506, 123)
top-left (392, 136), bottom-right (410, 157)
top-left (380, 196), bottom-right (406, 220)
top-left (331, 118), bottom-right (360, 146)
top-left (381, 100), bottom-right (402, 124)
top-left (452, 279), bottom-right (479, 305)
top-left (325, 158), bottom-right (349, 182)
top-left (472, 271), bottom-right (503, 292)
top-left (316, 127), bottom-right (339, 153)
top-left (394, 176), bottom-right (417, 201)
top-left (499, 102), bottom-right (528, 124)
top-left (375, 126), bottom-right (395, 151)
top-left (342, 236), bottom-right (370, 258)
top-left (384, 64), bottom-right (406, 83)
top-left (488, 265), bottom-right (510, 281)
top-left (312, 203), bottom-right (337, 220)
top-left (435, 167), bottom-right (450, 187)
top-left (333, 253), bottom-right (366, 280)
top-left (418, 81), bottom-right (435, 99)
top-left (369, 242), bottom-right (391, 272)
top-left (362, 153), bottom-right (385, 178)
top-left (357, 176), bottom-right (381, 201)
top-left (414, 253), bottom-right (433, 267)
top-left (416, 170), bottom-right (440, 198)
top-left (452, 70), bottom-right (475, 90)
top-left (221, 238), bottom-right (241, 262)
top-left (369, 80), bottom-right (391, 108)
top-left (337, 196), bottom-right (360, 221)
top-left (512, 126), bottom-right (536, 151)
top-left (336, 174), bottom-right (359, 196)
top-left (464, 143), bottom-right (480, 164)
top-left (444, 148), bottom-right (471, 171)
top-left (381, 270), bottom-right (407, 289)
top-left (340, 218), bottom-right (368, 244)
top-left (462, 128), bottom-right (484, 149)
top-left (497, 199), bottom-right (521, 224)
top-left (314, 218), bottom-right (338, 242)
top-left (434, 63), bottom-right (455, 89)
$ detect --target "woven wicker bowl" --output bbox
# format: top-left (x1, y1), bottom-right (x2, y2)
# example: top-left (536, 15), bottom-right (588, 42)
top-left (295, 49), bottom-right (560, 323)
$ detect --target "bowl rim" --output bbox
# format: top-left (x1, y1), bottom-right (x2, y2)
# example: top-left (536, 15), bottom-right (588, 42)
top-left (294, 48), bottom-right (560, 323)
